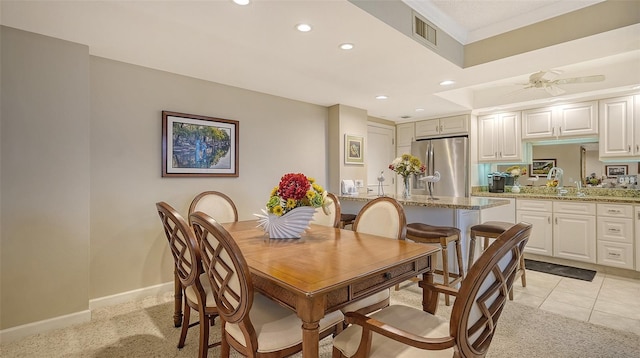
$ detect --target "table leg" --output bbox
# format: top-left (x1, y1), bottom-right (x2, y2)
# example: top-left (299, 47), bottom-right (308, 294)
top-left (297, 295), bottom-right (325, 358)
top-left (420, 255), bottom-right (438, 315)
top-left (173, 268), bottom-right (183, 327)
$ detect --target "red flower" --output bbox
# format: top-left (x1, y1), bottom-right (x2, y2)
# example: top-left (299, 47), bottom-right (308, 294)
top-left (278, 173), bottom-right (310, 201)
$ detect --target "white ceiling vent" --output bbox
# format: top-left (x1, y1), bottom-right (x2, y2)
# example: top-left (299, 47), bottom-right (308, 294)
top-left (412, 11), bottom-right (437, 48)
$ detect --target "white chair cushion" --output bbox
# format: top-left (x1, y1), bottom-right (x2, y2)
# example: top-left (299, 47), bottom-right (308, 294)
top-left (312, 198), bottom-right (335, 227)
top-left (356, 201), bottom-right (401, 239)
top-left (184, 273), bottom-right (217, 308)
top-left (340, 289), bottom-right (390, 313)
top-left (226, 293), bottom-right (344, 353)
top-left (333, 304), bottom-right (452, 358)
top-left (194, 196), bottom-right (236, 223)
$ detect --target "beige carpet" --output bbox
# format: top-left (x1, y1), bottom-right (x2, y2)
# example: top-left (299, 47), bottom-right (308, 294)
top-left (2, 284), bottom-right (639, 357)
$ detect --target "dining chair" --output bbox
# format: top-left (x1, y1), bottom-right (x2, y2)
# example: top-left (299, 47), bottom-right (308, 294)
top-left (332, 222), bottom-right (532, 358)
top-left (312, 192), bottom-right (341, 228)
top-left (190, 211), bottom-right (345, 358)
top-left (188, 191), bottom-right (238, 225)
top-left (155, 202), bottom-right (219, 358)
top-left (341, 197), bottom-right (406, 316)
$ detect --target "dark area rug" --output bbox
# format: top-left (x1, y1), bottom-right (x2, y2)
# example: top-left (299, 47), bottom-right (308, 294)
top-left (524, 259), bottom-right (596, 281)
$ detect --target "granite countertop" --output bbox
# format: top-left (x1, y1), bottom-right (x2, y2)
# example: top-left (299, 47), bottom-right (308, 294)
top-left (337, 193), bottom-right (510, 210)
top-left (472, 191), bottom-right (640, 204)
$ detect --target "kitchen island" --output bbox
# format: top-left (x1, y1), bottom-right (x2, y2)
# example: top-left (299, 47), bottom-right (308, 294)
top-left (337, 194), bottom-right (511, 274)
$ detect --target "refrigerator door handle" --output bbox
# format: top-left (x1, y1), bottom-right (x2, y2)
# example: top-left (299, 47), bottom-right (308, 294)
top-left (428, 143), bottom-right (435, 176)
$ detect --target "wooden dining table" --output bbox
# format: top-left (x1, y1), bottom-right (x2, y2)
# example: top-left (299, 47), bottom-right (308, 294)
top-left (173, 220), bottom-right (440, 358)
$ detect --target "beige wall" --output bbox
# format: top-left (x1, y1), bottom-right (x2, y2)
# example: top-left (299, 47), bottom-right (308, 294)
top-left (1, 26), bottom-right (329, 330)
top-left (328, 104), bottom-right (368, 194)
top-left (1, 27), bottom-right (91, 329)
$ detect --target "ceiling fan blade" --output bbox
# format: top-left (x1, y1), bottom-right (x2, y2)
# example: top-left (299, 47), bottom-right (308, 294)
top-left (554, 75), bottom-right (605, 85)
top-left (530, 70), bottom-right (562, 83)
top-left (544, 85), bottom-right (566, 96)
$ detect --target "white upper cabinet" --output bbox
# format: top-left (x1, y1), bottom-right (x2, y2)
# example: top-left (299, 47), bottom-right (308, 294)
top-left (599, 95), bottom-right (639, 159)
top-left (522, 101), bottom-right (598, 140)
top-left (415, 114), bottom-right (469, 139)
top-left (478, 112), bottom-right (525, 162)
top-left (396, 122), bottom-right (415, 147)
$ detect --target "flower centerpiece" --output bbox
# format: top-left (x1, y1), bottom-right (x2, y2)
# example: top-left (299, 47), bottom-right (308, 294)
top-left (255, 173), bottom-right (326, 238)
top-left (505, 165), bottom-right (527, 193)
top-left (389, 154), bottom-right (426, 198)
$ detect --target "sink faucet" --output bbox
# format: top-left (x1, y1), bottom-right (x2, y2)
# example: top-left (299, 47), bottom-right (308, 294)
top-left (575, 181), bottom-right (586, 197)
top-left (547, 167), bottom-right (564, 189)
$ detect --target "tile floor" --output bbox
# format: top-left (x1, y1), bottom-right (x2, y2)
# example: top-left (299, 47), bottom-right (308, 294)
top-left (510, 269), bottom-right (640, 335)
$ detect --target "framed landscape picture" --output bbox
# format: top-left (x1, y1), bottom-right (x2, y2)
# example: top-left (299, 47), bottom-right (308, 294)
top-left (529, 159), bottom-right (556, 176)
top-left (605, 165), bottom-right (627, 178)
top-left (345, 134), bottom-right (364, 165)
top-left (162, 111), bottom-right (239, 177)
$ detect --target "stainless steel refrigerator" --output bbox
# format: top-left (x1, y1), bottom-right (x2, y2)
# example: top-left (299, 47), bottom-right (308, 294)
top-left (410, 136), bottom-right (469, 197)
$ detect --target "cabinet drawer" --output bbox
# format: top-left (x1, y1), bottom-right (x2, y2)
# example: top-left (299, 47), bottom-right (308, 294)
top-left (597, 203), bottom-right (633, 218)
top-left (553, 201), bottom-right (596, 215)
top-left (597, 217), bottom-right (633, 243)
top-left (516, 199), bottom-right (552, 212)
top-left (597, 241), bottom-right (634, 270)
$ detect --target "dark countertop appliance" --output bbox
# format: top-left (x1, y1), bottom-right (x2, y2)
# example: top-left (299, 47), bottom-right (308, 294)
top-left (488, 173), bottom-right (506, 193)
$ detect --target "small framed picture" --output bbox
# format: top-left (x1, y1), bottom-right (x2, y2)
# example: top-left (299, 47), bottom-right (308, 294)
top-left (162, 111), bottom-right (239, 177)
top-left (344, 134), bottom-right (364, 165)
top-left (605, 165), bottom-right (627, 178)
top-left (529, 159), bottom-right (556, 176)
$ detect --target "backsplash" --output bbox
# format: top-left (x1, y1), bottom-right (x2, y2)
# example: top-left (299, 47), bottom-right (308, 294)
top-left (472, 186), bottom-right (640, 198)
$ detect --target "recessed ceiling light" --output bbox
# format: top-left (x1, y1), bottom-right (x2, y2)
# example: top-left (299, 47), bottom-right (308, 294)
top-left (439, 80), bottom-right (455, 86)
top-left (232, 0), bottom-right (250, 5)
top-left (296, 23), bottom-right (312, 32)
top-left (375, 95), bottom-right (388, 100)
top-left (415, 108), bottom-right (425, 112)
top-left (339, 43), bottom-right (354, 50)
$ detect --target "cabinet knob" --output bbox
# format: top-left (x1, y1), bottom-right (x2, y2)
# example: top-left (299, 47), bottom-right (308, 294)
top-left (628, 145), bottom-right (632, 153)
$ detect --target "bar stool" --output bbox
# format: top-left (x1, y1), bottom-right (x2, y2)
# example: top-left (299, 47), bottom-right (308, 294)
top-left (469, 221), bottom-right (526, 300)
top-left (405, 223), bottom-right (464, 306)
top-left (339, 213), bottom-right (356, 229)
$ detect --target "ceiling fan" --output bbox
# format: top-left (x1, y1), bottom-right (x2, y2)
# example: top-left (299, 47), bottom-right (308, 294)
top-left (522, 70), bottom-right (605, 96)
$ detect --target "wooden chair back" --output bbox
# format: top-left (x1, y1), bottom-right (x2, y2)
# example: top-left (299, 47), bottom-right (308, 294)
top-left (447, 222), bottom-right (532, 357)
top-left (352, 196), bottom-right (406, 240)
top-left (188, 191), bottom-right (238, 224)
top-left (312, 192), bottom-right (341, 228)
top-left (190, 212), bottom-right (258, 351)
top-left (156, 201), bottom-right (204, 299)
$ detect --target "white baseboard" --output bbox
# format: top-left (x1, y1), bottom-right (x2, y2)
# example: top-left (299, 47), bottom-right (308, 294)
top-left (89, 281), bottom-right (173, 310)
top-left (0, 309), bottom-right (91, 344)
top-left (0, 281), bottom-right (174, 343)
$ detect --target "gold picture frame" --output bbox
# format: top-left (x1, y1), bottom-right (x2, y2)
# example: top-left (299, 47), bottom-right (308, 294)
top-left (344, 134), bottom-right (364, 165)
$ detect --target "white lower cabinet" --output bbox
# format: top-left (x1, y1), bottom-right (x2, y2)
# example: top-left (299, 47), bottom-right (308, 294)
top-left (596, 203), bottom-right (634, 269)
top-left (516, 200), bottom-right (553, 256)
top-left (517, 199), bottom-right (596, 263)
top-left (636, 206), bottom-right (640, 272)
top-left (553, 213), bottom-right (596, 263)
